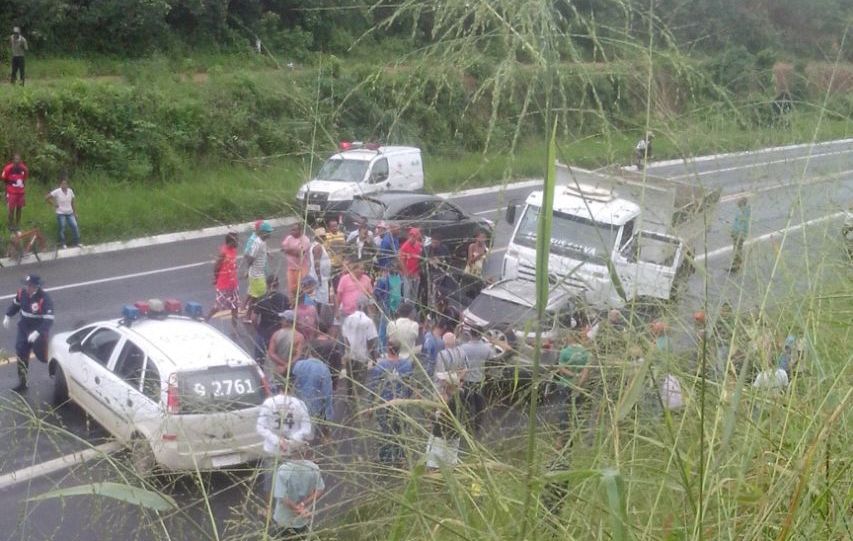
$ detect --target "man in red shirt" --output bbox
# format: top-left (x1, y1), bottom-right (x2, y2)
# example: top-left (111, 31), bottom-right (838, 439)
top-left (2, 153), bottom-right (28, 231)
top-left (399, 227), bottom-right (423, 305)
top-left (206, 232), bottom-right (240, 331)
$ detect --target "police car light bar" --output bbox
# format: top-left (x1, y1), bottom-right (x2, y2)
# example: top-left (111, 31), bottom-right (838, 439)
top-left (185, 302), bottom-right (203, 319)
top-left (164, 299), bottom-right (182, 314)
top-left (122, 305), bottom-right (141, 322)
top-left (134, 301), bottom-right (150, 315)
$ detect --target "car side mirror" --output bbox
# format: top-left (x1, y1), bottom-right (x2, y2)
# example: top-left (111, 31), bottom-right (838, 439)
top-left (69, 341), bottom-right (83, 353)
top-left (505, 203), bottom-right (517, 224)
top-left (371, 171), bottom-right (388, 184)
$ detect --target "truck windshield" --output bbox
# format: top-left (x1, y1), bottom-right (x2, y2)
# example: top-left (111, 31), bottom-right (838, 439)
top-left (513, 204), bottom-right (620, 266)
top-left (316, 158), bottom-right (369, 183)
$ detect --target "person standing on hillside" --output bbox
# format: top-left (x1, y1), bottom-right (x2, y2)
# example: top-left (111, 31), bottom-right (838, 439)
top-left (730, 197), bottom-right (751, 273)
top-left (44, 173), bottom-right (80, 248)
top-left (635, 132), bottom-right (654, 170)
top-left (206, 232), bottom-right (240, 331)
top-left (2, 153), bottom-right (28, 231)
top-left (9, 27), bottom-right (27, 85)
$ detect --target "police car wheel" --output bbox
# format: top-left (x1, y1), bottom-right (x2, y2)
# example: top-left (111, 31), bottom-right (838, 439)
top-left (129, 436), bottom-right (156, 477)
top-left (53, 363), bottom-right (69, 405)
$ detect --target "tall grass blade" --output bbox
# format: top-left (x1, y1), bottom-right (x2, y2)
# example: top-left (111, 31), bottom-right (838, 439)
top-left (601, 468), bottom-right (630, 541)
top-left (28, 482), bottom-right (178, 512)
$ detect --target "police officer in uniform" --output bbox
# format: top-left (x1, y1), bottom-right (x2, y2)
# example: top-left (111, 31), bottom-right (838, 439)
top-left (3, 275), bottom-right (54, 391)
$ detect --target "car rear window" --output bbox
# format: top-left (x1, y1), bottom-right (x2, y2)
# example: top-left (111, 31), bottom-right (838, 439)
top-left (177, 365), bottom-right (266, 414)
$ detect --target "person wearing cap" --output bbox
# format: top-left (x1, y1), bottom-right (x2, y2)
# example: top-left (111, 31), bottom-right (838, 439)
top-left (245, 221), bottom-right (273, 310)
top-left (256, 384), bottom-right (312, 505)
top-left (308, 227), bottom-right (332, 307)
top-left (2, 152), bottom-right (28, 231)
top-left (282, 222), bottom-right (311, 302)
top-left (4, 274), bottom-right (54, 391)
top-left (9, 27), bottom-right (27, 85)
top-left (206, 232), bottom-right (240, 331)
top-left (268, 310), bottom-right (305, 380)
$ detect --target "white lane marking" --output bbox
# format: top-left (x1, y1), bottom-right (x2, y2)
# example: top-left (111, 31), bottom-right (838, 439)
top-left (0, 216), bottom-right (298, 268)
top-left (0, 441), bottom-right (122, 490)
top-left (694, 211), bottom-right (845, 263)
top-left (719, 168), bottom-right (853, 203)
top-left (641, 138), bottom-right (853, 170)
top-left (0, 261), bottom-right (208, 301)
top-left (438, 179), bottom-right (542, 198)
top-left (475, 207), bottom-right (501, 216)
top-left (669, 149), bottom-right (851, 180)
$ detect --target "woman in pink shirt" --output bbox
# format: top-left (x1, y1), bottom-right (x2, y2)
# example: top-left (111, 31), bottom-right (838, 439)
top-left (336, 260), bottom-right (373, 317)
top-left (281, 222), bottom-right (311, 301)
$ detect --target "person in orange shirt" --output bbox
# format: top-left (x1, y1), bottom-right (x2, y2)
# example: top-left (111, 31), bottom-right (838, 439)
top-left (398, 228), bottom-right (423, 305)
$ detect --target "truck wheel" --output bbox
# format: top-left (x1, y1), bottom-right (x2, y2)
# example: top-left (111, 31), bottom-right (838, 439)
top-left (53, 363), bottom-right (69, 405)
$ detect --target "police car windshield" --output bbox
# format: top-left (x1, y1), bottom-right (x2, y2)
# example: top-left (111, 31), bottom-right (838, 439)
top-left (316, 158), bottom-right (369, 183)
top-left (177, 365), bottom-right (265, 414)
top-left (513, 204), bottom-right (619, 266)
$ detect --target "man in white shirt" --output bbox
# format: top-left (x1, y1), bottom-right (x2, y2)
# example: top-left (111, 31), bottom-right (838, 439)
top-left (256, 386), bottom-right (312, 498)
top-left (341, 295), bottom-right (378, 394)
top-left (44, 174), bottom-right (79, 248)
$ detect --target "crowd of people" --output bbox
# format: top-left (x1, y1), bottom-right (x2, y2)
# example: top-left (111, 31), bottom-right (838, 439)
top-left (201, 217), bottom-right (494, 537)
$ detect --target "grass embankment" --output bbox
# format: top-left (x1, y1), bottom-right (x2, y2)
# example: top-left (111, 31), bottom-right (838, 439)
top-left (16, 111), bottom-right (850, 246)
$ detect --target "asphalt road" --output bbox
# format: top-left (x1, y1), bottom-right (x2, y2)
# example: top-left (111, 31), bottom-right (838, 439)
top-left (0, 139), bottom-right (850, 540)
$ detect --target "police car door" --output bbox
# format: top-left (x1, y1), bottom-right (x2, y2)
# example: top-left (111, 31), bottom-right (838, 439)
top-left (108, 339), bottom-right (160, 442)
top-left (76, 327), bottom-right (124, 433)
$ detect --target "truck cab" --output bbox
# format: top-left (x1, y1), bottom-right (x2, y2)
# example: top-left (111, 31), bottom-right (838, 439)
top-left (296, 143), bottom-right (424, 215)
top-left (503, 165), bottom-right (714, 310)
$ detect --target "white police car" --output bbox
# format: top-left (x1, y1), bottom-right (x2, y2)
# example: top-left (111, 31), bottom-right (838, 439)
top-left (48, 299), bottom-right (269, 472)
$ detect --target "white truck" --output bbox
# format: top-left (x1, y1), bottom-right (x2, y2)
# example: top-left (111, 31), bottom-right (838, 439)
top-left (502, 164), bottom-right (719, 310)
top-left (296, 143), bottom-right (424, 216)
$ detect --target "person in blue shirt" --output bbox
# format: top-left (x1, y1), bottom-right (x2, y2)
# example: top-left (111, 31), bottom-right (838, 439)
top-left (4, 274), bottom-right (54, 391)
top-left (730, 197), bottom-right (750, 273)
top-left (377, 223), bottom-right (401, 269)
top-left (291, 357), bottom-right (334, 442)
top-left (421, 319), bottom-right (447, 377)
top-left (368, 342), bottom-right (414, 464)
